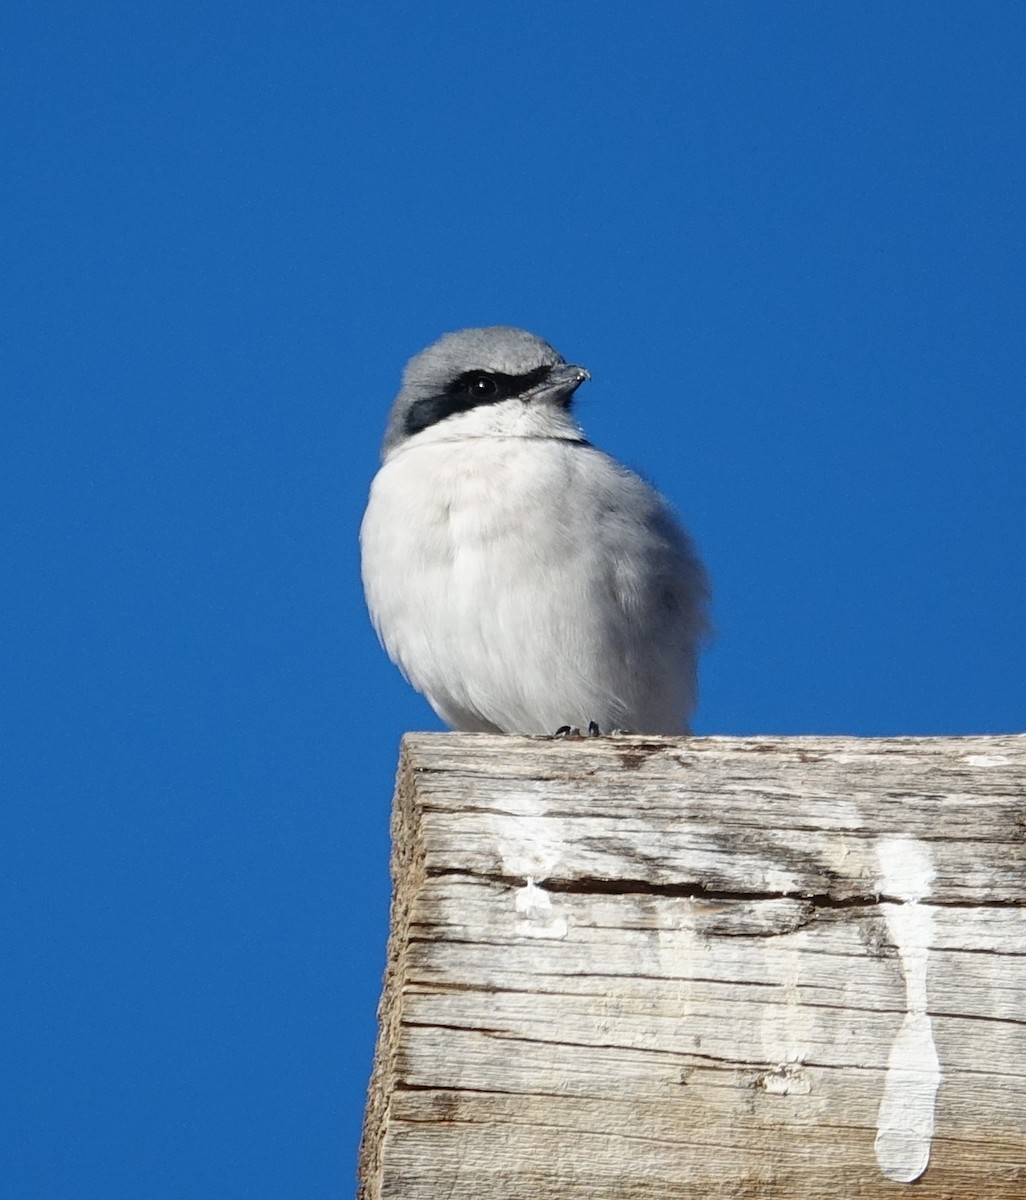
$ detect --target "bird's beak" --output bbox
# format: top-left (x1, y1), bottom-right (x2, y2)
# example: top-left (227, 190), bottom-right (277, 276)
top-left (530, 363), bottom-right (590, 407)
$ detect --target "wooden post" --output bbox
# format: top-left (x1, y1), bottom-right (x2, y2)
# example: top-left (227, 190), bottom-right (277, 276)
top-left (359, 733), bottom-right (1026, 1199)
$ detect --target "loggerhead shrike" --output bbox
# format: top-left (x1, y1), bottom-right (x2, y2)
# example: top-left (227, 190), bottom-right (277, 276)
top-left (360, 326), bottom-right (710, 735)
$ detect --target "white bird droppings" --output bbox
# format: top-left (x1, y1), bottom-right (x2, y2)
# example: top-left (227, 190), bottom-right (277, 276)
top-left (487, 802), bottom-right (571, 939)
top-left (758, 1063), bottom-right (812, 1095)
top-left (873, 837), bottom-right (941, 1184)
top-left (514, 879), bottom-right (568, 940)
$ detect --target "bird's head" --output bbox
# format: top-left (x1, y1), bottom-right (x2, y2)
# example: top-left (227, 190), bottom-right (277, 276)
top-left (381, 326), bottom-right (590, 459)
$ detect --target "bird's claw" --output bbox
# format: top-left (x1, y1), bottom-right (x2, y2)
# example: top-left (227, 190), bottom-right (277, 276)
top-left (553, 721), bottom-right (602, 739)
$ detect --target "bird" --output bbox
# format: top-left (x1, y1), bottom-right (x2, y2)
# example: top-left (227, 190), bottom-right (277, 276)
top-left (359, 326), bottom-right (710, 735)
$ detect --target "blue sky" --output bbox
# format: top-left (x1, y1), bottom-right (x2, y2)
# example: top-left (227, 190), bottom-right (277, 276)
top-left (3, 3), bottom-right (1024, 1197)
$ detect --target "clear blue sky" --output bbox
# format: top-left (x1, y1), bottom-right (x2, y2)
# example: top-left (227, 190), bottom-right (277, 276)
top-left (4, 3), bottom-right (1024, 1197)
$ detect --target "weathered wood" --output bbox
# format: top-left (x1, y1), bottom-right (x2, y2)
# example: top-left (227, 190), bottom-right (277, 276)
top-left (359, 733), bottom-right (1026, 1199)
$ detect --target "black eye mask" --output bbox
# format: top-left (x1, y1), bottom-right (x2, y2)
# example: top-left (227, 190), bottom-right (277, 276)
top-left (404, 365), bottom-right (554, 438)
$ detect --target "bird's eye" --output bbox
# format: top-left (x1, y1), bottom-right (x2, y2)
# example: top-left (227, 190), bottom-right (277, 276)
top-left (467, 374), bottom-right (497, 398)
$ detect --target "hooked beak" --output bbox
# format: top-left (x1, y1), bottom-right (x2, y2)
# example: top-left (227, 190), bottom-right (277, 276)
top-left (529, 363), bottom-right (590, 407)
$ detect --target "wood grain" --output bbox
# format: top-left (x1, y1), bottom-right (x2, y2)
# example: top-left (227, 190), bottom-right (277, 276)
top-left (359, 733), bottom-right (1026, 1199)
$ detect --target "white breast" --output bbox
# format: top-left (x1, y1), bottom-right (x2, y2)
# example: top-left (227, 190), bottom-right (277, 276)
top-left (360, 435), bottom-right (707, 734)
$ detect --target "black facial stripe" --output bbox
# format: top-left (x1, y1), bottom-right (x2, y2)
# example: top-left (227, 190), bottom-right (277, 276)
top-left (403, 364), bottom-right (554, 439)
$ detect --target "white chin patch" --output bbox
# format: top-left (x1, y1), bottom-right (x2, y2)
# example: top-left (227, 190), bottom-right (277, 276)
top-left (403, 398), bottom-right (579, 447)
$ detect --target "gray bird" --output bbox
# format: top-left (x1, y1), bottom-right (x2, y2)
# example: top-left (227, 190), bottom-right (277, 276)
top-left (360, 326), bottom-right (710, 735)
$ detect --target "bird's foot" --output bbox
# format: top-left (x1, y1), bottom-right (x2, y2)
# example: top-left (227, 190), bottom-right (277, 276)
top-left (553, 721), bottom-right (604, 739)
